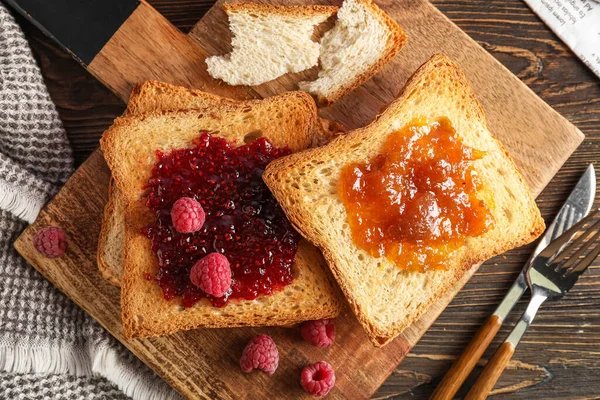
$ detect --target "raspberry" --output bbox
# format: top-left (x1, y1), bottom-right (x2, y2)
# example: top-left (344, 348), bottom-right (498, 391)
top-left (33, 226), bottom-right (66, 259)
top-left (171, 197), bottom-right (205, 233)
top-left (190, 253), bottom-right (231, 297)
top-left (240, 334), bottom-right (279, 374)
top-left (301, 361), bottom-right (335, 397)
top-left (301, 319), bottom-right (336, 348)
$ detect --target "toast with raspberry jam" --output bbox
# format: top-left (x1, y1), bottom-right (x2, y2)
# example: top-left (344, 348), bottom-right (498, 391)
top-left (100, 85), bottom-right (343, 338)
top-left (98, 81), bottom-right (344, 287)
top-left (264, 54), bottom-right (545, 347)
top-left (98, 81), bottom-right (238, 287)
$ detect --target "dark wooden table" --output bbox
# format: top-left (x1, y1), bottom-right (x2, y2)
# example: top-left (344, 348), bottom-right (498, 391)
top-left (14, 0), bottom-right (600, 398)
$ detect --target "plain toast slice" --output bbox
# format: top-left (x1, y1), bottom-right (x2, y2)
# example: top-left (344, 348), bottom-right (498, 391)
top-left (206, 2), bottom-right (338, 86)
top-left (299, 0), bottom-right (407, 104)
top-left (100, 90), bottom-right (343, 337)
top-left (264, 54), bottom-right (544, 346)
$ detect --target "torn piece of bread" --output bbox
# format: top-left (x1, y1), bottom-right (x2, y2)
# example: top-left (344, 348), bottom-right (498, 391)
top-left (264, 54), bottom-right (544, 346)
top-left (100, 90), bottom-right (343, 338)
top-left (97, 81), bottom-right (345, 288)
top-left (206, 2), bottom-right (338, 86)
top-left (299, 0), bottom-right (407, 104)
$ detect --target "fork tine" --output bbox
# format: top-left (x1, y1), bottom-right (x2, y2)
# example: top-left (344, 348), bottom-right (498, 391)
top-left (567, 239), bottom-right (600, 275)
top-left (556, 218), bottom-right (600, 266)
top-left (539, 209), bottom-right (600, 259)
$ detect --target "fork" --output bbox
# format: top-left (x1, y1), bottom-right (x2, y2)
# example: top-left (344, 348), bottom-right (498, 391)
top-left (431, 164), bottom-right (595, 400)
top-left (464, 208), bottom-right (600, 399)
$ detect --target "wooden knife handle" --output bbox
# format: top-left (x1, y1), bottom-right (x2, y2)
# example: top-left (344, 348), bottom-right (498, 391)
top-left (430, 314), bottom-right (503, 400)
top-left (465, 341), bottom-right (515, 400)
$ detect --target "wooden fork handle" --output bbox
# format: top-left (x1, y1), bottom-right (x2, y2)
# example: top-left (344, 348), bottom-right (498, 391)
top-left (465, 342), bottom-right (516, 400)
top-left (431, 315), bottom-right (503, 400)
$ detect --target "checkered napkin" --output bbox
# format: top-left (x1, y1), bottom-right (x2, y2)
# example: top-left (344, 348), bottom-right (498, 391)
top-left (0, 4), bottom-right (180, 399)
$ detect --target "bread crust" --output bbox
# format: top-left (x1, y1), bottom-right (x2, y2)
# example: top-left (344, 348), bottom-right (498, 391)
top-left (100, 83), bottom-right (343, 338)
top-left (264, 54), bottom-right (545, 346)
top-left (126, 80), bottom-right (237, 116)
top-left (97, 179), bottom-right (123, 287)
top-left (223, 2), bottom-right (338, 18)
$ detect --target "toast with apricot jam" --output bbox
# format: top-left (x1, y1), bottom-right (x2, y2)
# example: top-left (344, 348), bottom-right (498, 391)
top-left (100, 84), bottom-right (342, 338)
top-left (263, 54), bottom-right (544, 347)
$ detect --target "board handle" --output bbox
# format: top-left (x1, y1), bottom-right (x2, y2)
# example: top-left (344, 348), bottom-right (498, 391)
top-left (430, 314), bottom-right (503, 400)
top-left (87, 0), bottom-right (255, 102)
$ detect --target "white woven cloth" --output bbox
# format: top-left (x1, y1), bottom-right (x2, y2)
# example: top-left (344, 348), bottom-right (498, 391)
top-left (0, 3), bottom-right (181, 399)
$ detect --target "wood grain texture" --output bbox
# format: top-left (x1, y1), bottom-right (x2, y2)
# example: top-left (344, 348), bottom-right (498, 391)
top-left (11, 0), bottom-right (600, 398)
top-left (88, 0), bottom-right (255, 102)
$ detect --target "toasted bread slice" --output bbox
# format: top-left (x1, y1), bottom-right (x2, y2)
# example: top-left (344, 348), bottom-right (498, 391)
top-left (299, 0), bottom-right (407, 104)
top-left (264, 54), bottom-right (545, 346)
top-left (125, 80), bottom-right (237, 116)
top-left (206, 2), bottom-right (338, 86)
top-left (126, 80), bottom-right (345, 147)
top-left (100, 90), bottom-right (343, 337)
top-left (97, 81), bottom-right (345, 287)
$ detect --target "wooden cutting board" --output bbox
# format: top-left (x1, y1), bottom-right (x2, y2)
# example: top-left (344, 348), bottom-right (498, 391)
top-left (14, 0), bottom-right (584, 398)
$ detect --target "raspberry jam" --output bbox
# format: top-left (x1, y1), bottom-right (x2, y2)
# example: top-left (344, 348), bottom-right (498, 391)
top-left (339, 117), bottom-right (495, 272)
top-left (143, 133), bottom-right (300, 307)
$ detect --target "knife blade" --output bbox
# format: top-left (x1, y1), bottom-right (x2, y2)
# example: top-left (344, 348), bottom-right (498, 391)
top-left (4, 0), bottom-right (139, 65)
top-left (493, 164), bottom-right (596, 320)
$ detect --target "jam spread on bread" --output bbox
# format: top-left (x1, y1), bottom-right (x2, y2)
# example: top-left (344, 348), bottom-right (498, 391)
top-left (143, 133), bottom-right (300, 307)
top-left (339, 117), bottom-right (494, 272)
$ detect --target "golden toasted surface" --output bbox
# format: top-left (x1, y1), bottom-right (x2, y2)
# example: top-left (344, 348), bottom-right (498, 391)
top-left (97, 180), bottom-right (124, 287)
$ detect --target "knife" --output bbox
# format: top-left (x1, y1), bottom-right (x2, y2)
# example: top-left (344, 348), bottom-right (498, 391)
top-left (431, 164), bottom-right (596, 400)
top-left (492, 164), bottom-right (595, 323)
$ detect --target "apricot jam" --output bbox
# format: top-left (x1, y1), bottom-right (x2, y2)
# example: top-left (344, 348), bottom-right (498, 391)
top-left (339, 117), bottom-right (494, 272)
top-left (143, 133), bottom-right (300, 307)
